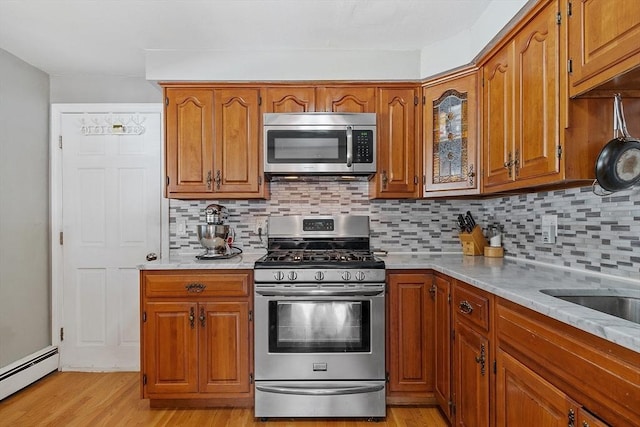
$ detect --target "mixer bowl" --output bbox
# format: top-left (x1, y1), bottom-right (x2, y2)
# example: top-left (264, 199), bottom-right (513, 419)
top-left (197, 224), bottom-right (231, 254)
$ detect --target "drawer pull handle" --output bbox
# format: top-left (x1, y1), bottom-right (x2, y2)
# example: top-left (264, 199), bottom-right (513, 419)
top-left (185, 283), bottom-right (206, 293)
top-left (459, 300), bottom-right (473, 314)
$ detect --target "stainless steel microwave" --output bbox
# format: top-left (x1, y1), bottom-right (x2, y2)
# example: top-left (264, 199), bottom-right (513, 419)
top-left (263, 113), bottom-right (376, 177)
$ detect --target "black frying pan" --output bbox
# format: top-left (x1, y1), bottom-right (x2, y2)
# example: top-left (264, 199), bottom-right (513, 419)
top-left (594, 94), bottom-right (640, 192)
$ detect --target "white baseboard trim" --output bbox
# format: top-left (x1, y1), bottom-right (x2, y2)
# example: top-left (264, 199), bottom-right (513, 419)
top-left (0, 346), bottom-right (59, 400)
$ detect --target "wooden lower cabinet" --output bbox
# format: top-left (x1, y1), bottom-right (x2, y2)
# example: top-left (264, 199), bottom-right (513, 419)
top-left (496, 347), bottom-right (610, 426)
top-left (496, 347), bottom-right (575, 427)
top-left (452, 281), bottom-right (492, 427)
top-left (140, 270), bottom-right (253, 407)
top-left (496, 298), bottom-right (636, 426)
top-left (433, 273), bottom-right (452, 421)
top-left (386, 271), bottom-right (435, 404)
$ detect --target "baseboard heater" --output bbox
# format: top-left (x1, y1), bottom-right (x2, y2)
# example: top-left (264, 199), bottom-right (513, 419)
top-left (0, 346), bottom-right (59, 400)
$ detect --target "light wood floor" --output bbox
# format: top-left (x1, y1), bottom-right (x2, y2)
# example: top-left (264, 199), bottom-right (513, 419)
top-left (0, 372), bottom-right (448, 427)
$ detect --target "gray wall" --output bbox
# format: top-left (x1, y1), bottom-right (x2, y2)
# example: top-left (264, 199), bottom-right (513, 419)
top-left (0, 48), bottom-right (51, 367)
top-left (50, 75), bottom-right (161, 103)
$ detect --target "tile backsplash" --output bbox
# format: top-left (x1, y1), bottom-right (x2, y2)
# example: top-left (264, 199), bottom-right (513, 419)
top-left (169, 181), bottom-right (640, 280)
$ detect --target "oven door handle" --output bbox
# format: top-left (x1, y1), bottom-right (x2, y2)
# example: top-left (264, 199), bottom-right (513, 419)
top-left (256, 384), bottom-right (384, 396)
top-left (255, 288), bottom-right (384, 297)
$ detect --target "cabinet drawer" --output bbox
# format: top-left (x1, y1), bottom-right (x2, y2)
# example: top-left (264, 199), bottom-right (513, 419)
top-left (452, 281), bottom-right (490, 332)
top-left (143, 271), bottom-right (251, 298)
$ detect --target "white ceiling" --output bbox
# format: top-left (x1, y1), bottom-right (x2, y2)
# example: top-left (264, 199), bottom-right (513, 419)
top-left (0, 0), bottom-right (527, 79)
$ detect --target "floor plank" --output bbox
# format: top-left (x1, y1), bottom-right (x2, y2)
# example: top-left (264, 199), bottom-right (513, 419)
top-left (0, 372), bottom-right (448, 427)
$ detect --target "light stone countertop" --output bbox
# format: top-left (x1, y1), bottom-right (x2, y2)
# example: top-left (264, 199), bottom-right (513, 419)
top-left (139, 251), bottom-right (266, 270)
top-left (140, 251), bottom-right (640, 353)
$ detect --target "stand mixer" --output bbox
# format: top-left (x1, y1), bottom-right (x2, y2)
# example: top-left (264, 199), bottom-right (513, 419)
top-left (196, 204), bottom-right (239, 260)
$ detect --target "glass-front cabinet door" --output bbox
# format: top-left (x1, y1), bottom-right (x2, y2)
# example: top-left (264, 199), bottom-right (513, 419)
top-left (423, 68), bottom-right (479, 197)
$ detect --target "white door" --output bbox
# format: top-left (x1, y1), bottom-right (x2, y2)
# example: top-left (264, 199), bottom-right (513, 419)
top-left (52, 104), bottom-right (164, 370)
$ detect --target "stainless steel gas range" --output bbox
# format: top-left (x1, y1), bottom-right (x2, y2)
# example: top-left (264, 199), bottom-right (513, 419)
top-left (253, 215), bottom-right (386, 420)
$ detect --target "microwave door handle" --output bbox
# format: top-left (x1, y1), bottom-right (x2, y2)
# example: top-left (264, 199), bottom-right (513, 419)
top-left (346, 125), bottom-right (353, 167)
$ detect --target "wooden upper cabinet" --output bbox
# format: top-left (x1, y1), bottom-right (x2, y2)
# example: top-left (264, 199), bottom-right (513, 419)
top-left (568, 0), bottom-right (640, 97)
top-left (212, 88), bottom-right (264, 197)
top-left (163, 85), bottom-right (266, 199)
top-left (371, 87), bottom-right (421, 198)
top-left (264, 87), bottom-right (316, 112)
top-left (165, 88), bottom-right (215, 195)
top-left (423, 69), bottom-right (480, 197)
top-left (483, 44), bottom-right (514, 189)
top-left (318, 86), bottom-right (376, 112)
top-left (482, 0), bottom-right (561, 192)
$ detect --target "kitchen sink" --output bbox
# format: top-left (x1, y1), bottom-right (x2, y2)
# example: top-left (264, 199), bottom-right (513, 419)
top-left (540, 289), bottom-right (640, 324)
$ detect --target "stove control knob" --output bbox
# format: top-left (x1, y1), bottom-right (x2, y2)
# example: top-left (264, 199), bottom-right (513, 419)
top-left (355, 271), bottom-right (366, 281)
top-left (314, 271), bottom-right (325, 281)
top-left (273, 271), bottom-right (285, 281)
top-left (342, 271), bottom-right (351, 281)
top-left (287, 271), bottom-right (298, 281)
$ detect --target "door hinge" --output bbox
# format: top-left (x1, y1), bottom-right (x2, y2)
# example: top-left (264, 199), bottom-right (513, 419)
top-left (451, 329), bottom-right (455, 341)
top-left (59, 231), bottom-right (63, 245)
top-left (258, 175), bottom-right (262, 186)
top-left (414, 175), bottom-right (419, 185)
top-left (166, 176), bottom-right (170, 187)
top-left (385, 372), bottom-right (390, 383)
top-left (422, 95), bottom-right (426, 105)
top-left (143, 374), bottom-right (147, 385)
top-left (165, 97), bottom-right (169, 106)
top-left (557, 145), bottom-right (563, 159)
top-left (258, 96), bottom-right (262, 106)
top-left (249, 373), bottom-right (254, 384)
top-left (414, 96), bottom-right (419, 106)
top-left (447, 293), bottom-right (451, 304)
top-left (60, 327), bottom-right (64, 341)
top-left (249, 310), bottom-right (253, 322)
top-left (58, 135), bottom-right (62, 149)
top-left (451, 401), bottom-right (456, 415)
top-left (567, 1), bottom-right (572, 16)
top-left (493, 359), bottom-right (497, 374)
top-left (142, 312), bottom-right (147, 322)
top-left (556, 11), bottom-right (562, 25)
top-left (568, 59), bottom-right (573, 74)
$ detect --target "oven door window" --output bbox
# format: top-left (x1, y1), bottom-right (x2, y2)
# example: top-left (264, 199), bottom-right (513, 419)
top-left (266, 130), bottom-right (347, 163)
top-left (268, 300), bottom-right (370, 353)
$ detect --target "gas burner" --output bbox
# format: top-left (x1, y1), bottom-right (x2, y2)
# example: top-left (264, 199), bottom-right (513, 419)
top-left (256, 249), bottom-right (383, 270)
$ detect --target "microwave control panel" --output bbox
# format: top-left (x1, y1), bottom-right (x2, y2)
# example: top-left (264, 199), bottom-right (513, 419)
top-left (353, 130), bottom-right (374, 163)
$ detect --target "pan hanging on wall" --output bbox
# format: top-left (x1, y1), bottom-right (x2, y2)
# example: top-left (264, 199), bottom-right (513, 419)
top-left (593, 94), bottom-right (640, 195)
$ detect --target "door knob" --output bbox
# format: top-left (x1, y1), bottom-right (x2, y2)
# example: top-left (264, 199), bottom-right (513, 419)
top-left (146, 252), bottom-right (158, 261)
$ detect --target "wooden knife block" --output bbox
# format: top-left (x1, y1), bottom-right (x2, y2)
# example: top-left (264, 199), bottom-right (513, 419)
top-left (459, 225), bottom-right (487, 256)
